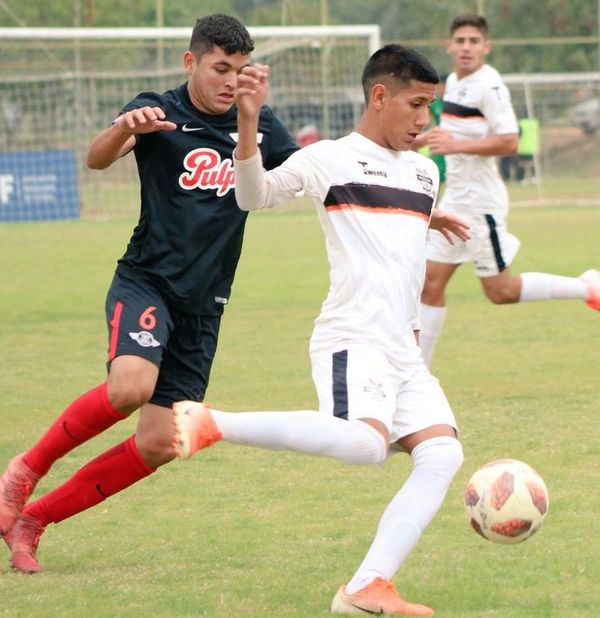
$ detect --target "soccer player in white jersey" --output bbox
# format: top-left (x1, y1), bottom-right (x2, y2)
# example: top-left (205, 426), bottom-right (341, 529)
top-left (415, 14), bottom-right (600, 367)
top-left (172, 45), bottom-right (471, 616)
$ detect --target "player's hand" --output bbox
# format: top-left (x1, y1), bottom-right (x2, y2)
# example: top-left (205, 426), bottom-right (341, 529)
top-left (114, 106), bottom-right (177, 135)
top-left (429, 209), bottom-right (471, 244)
top-left (412, 130), bottom-right (429, 150)
top-left (236, 63), bottom-right (269, 118)
top-left (424, 127), bottom-right (456, 155)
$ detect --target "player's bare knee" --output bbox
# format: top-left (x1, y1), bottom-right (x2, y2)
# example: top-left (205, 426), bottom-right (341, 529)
top-left (108, 383), bottom-right (154, 414)
top-left (485, 287), bottom-right (518, 305)
top-left (484, 275), bottom-right (521, 305)
top-left (421, 280), bottom-right (444, 305)
top-left (135, 432), bottom-right (176, 468)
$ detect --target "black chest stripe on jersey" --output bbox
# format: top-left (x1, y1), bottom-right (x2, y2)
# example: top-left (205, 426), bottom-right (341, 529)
top-left (442, 101), bottom-right (484, 118)
top-left (324, 183), bottom-right (433, 220)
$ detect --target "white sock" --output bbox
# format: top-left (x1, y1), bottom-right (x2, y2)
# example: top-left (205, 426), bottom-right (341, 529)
top-left (519, 272), bottom-right (587, 302)
top-left (345, 436), bottom-right (463, 594)
top-left (211, 410), bottom-right (387, 466)
top-left (418, 303), bottom-right (447, 368)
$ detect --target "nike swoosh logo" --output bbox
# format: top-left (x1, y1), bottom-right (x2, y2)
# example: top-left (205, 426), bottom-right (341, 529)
top-left (62, 421), bottom-right (78, 441)
top-left (182, 124), bottom-right (205, 132)
top-left (96, 484), bottom-right (109, 498)
top-left (346, 600), bottom-right (381, 614)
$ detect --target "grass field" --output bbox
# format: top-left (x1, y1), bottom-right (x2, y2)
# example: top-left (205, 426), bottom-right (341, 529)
top-left (0, 203), bottom-right (599, 617)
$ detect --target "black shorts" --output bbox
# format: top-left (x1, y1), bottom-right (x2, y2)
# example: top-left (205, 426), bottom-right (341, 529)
top-left (105, 273), bottom-right (221, 407)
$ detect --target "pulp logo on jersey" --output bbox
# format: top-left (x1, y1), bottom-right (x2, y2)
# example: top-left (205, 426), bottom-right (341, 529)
top-left (416, 168), bottom-right (434, 195)
top-left (129, 331), bottom-right (161, 348)
top-left (179, 147), bottom-right (235, 196)
top-left (357, 161), bottom-right (387, 178)
top-left (182, 124), bottom-right (205, 132)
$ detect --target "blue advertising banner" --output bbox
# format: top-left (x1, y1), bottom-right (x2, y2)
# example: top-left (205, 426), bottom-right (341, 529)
top-left (0, 149), bottom-right (80, 221)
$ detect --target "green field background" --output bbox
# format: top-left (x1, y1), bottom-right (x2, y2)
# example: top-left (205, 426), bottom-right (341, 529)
top-left (0, 202), bottom-right (599, 617)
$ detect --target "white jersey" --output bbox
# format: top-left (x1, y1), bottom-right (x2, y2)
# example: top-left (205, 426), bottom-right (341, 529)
top-left (234, 131), bottom-right (439, 370)
top-left (440, 64), bottom-right (518, 215)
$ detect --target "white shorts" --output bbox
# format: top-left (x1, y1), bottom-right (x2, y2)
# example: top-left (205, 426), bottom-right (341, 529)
top-left (311, 346), bottom-right (458, 443)
top-left (427, 212), bottom-right (520, 278)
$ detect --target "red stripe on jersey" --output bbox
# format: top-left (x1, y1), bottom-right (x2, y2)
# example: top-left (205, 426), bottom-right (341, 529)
top-left (108, 301), bottom-right (124, 362)
top-left (325, 203), bottom-right (430, 221)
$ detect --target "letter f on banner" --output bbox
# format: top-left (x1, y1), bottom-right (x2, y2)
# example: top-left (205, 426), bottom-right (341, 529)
top-left (0, 174), bottom-right (14, 204)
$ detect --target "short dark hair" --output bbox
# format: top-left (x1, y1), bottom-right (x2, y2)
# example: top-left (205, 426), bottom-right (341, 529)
top-left (449, 14), bottom-right (489, 36)
top-left (189, 14), bottom-right (255, 57)
top-left (361, 44), bottom-right (439, 104)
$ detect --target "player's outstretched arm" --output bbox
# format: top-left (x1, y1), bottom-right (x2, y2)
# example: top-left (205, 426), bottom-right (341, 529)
top-left (429, 209), bottom-right (471, 244)
top-left (233, 63), bottom-right (273, 212)
top-left (87, 106), bottom-right (177, 170)
top-left (426, 126), bottom-right (518, 157)
top-left (234, 63), bottom-right (302, 212)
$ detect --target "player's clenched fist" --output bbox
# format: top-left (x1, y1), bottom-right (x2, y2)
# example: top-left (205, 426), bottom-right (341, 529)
top-left (236, 63), bottom-right (270, 117)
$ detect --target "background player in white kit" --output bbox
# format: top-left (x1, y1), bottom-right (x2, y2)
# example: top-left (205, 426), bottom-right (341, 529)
top-left (415, 14), bottom-right (600, 367)
top-left (173, 45), bottom-right (471, 616)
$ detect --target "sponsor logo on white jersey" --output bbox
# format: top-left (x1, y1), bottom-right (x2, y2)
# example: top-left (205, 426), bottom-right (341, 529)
top-left (357, 160), bottom-right (388, 178)
top-left (416, 168), bottom-right (434, 194)
top-left (178, 147), bottom-right (235, 196)
top-left (129, 331), bottom-right (161, 348)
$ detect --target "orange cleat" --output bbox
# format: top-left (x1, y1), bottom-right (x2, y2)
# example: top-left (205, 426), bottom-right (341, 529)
top-left (172, 401), bottom-right (222, 459)
top-left (331, 577), bottom-right (434, 616)
top-left (4, 514), bottom-right (45, 573)
top-left (580, 269), bottom-right (600, 311)
top-left (0, 454), bottom-right (41, 537)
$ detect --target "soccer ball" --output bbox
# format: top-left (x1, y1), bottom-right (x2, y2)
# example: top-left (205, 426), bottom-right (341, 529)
top-left (464, 458), bottom-right (549, 544)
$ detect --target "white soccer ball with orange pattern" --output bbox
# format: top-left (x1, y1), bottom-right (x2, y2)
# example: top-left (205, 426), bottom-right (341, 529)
top-left (464, 458), bottom-right (549, 544)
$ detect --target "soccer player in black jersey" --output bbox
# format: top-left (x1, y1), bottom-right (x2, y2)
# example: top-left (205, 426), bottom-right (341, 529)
top-left (0, 13), bottom-right (298, 573)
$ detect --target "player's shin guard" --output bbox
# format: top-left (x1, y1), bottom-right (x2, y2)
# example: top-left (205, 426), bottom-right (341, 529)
top-left (23, 382), bottom-right (127, 476)
top-left (22, 435), bottom-right (155, 526)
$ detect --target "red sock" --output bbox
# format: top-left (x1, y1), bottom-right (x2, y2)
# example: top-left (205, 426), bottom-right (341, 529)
top-left (23, 383), bottom-right (126, 476)
top-left (23, 435), bottom-right (155, 526)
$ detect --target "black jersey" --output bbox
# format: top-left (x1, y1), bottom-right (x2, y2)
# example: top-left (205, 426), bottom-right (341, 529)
top-left (115, 83), bottom-right (298, 315)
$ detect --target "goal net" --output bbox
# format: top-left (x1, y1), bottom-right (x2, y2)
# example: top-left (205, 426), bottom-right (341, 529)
top-left (0, 25), bottom-right (379, 220)
top-left (502, 71), bottom-right (600, 206)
